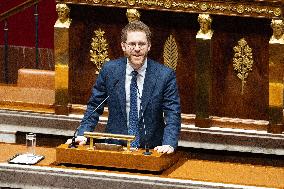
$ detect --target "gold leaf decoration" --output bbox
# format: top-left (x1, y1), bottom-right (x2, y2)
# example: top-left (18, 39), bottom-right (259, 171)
top-left (66, 0), bottom-right (282, 19)
top-left (90, 28), bottom-right (110, 74)
top-left (163, 35), bottom-right (178, 71)
top-left (233, 38), bottom-right (254, 95)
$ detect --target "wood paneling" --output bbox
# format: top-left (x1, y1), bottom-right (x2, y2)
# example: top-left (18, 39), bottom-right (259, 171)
top-left (68, 6), bottom-right (272, 120)
top-left (0, 46), bottom-right (54, 83)
top-left (211, 16), bottom-right (271, 120)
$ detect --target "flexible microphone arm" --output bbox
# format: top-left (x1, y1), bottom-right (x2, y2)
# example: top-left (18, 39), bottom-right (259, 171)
top-left (69, 80), bottom-right (119, 148)
top-left (68, 96), bottom-right (110, 148)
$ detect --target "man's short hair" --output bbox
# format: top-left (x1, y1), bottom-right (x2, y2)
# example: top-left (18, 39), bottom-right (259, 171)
top-left (121, 21), bottom-right (151, 43)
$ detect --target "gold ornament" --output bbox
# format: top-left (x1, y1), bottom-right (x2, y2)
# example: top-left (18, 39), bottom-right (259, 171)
top-left (126, 9), bottom-right (140, 22)
top-left (273, 8), bottom-right (281, 17)
top-left (200, 3), bottom-right (208, 11)
top-left (90, 28), bottom-right (110, 73)
top-left (164, 0), bottom-right (172, 9)
top-left (163, 35), bottom-right (178, 71)
top-left (236, 5), bottom-right (245, 14)
top-left (127, 0), bottom-right (135, 6)
top-left (64, 0), bottom-right (282, 18)
top-left (233, 38), bottom-right (254, 95)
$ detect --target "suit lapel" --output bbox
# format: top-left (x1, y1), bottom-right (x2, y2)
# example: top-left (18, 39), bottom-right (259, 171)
top-left (115, 58), bottom-right (127, 121)
top-left (140, 60), bottom-right (158, 120)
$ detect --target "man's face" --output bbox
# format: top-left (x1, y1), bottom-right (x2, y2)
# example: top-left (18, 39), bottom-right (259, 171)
top-left (121, 31), bottom-right (151, 70)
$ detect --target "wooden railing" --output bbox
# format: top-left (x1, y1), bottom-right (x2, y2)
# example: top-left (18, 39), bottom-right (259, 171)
top-left (0, 0), bottom-right (41, 83)
top-left (0, 0), bottom-right (41, 22)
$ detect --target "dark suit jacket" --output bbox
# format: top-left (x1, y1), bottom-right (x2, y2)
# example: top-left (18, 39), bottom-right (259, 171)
top-left (77, 57), bottom-right (181, 149)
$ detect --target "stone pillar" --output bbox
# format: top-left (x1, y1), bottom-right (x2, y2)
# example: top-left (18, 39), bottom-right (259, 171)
top-left (54, 3), bottom-right (72, 115)
top-left (195, 14), bottom-right (213, 128)
top-left (268, 19), bottom-right (284, 133)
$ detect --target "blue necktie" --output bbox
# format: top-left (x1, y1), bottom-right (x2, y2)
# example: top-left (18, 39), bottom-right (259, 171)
top-left (129, 70), bottom-right (140, 148)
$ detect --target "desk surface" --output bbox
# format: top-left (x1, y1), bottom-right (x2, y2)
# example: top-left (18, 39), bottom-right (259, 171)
top-left (0, 143), bottom-right (283, 188)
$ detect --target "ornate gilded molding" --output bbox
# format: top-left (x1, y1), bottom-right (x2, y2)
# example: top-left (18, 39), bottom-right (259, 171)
top-left (58, 0), bottom-right (283, 19)
top-left (90, 28), bottom-right (110, 74)
top-left (233, 38), bottom-right (254, 95)
top-left (163, 35), bottom-right (178, 71)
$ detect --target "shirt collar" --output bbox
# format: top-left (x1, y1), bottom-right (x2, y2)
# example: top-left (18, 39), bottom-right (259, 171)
top-left (126, 58), bottom-right (147, 77)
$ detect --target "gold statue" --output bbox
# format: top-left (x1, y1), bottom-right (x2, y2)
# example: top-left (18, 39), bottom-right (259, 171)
top-left (126, 9), bottom-right (140, 23)
top-left (196, 14), bottom-right (213, 39)
top-left (55, 3), bottom-right (71, 28)
top-left (270, 19), bottom-right (284, 44)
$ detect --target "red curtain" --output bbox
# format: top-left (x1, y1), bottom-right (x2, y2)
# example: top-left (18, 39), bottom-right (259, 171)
top-left (0, 0), bottom-right (57, 48)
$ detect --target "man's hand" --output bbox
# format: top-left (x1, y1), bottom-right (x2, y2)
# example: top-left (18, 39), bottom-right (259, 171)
top-left (65, 136), bottom-right (87, 146)
top-left (154, 145), bottom-right (175, 154)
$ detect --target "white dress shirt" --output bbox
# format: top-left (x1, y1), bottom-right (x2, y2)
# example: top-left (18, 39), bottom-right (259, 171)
top-left (125, 59), bottom-right (147, 127)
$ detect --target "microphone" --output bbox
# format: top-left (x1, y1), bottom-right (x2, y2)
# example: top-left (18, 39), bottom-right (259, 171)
top-left (68, 79), bottom-right (119, 148)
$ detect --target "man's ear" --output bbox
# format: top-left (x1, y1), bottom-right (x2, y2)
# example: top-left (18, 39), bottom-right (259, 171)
top-left (147, 43), bottom-right (151, 51)
top-left (121, 42), bottom-right (126, 51)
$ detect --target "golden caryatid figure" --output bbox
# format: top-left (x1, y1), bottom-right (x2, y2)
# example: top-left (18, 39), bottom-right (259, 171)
top-left (126, 9), bottom-right (140, 23)
top-left (55, 3), bottom-right (71, 28)
top-left (196, 14), bottom-right (213, 39)
top-left (270, 19), bottom-right (284, 44)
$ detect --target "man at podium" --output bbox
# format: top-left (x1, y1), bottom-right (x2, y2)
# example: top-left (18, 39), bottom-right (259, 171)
top-left (67, 21), bottom-right (181, 154)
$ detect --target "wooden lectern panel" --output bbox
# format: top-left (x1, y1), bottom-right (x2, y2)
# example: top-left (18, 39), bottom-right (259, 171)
top-left (56, 144), bottom-right (180, 172)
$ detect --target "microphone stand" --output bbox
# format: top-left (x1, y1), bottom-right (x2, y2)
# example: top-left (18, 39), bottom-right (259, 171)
top-left (68, 79), bottom-right (119, 148)
top-left (68, 128), bottom-right (79, 148)
top-left (68, 96), bottom-right (110, 148)
top-left (142, 120), bottom-right (152, 155)
top-left (137, 89), bottom-right (152, 156)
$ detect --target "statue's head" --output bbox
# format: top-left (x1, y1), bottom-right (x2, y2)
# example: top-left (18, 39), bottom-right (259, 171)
top-left (271, 19), bottom-right (284, 40)
top-left (126, 9), bottom-right (140, 23)
top-left (198, 14), bottom-right (212, 34)
top-left (56, 3), bottom-right (70, 23)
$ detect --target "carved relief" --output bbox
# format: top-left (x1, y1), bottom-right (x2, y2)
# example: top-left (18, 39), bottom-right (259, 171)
top-left (64, 0), bottom-right (283, 18)
top-left (55, 3), bottom-right (71, 28)
top-left (126, 9), bottom-right (140, 22)
top-left (164, 0), bottom-right (172, 9)
top-left (270, 19), bottom-right (284, 44)
top-left (127, 0), bottom-right (135, 6)
top-left (163, 35), bottom-right (178, 71)
top-left (233, 38), bottom-right (254, 95)
top-left (196, 14), bottom-right (213, 39)
top-left (90, 28), bottom-right (110, 73)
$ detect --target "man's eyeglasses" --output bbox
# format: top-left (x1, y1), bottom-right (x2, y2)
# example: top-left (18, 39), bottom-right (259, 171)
top-left (125, 42), bottom-right (147, 50)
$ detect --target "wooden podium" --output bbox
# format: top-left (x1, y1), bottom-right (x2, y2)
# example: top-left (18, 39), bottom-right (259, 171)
top-left (56, 132), bottom-right (180, 172)
top-left (56, 144), bottom-right (180, 172)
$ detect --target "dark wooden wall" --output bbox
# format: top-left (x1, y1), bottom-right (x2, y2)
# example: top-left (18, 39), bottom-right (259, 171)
top-left (0, 46), bottom-right (54, 83)
top-left (0, 2), bottom-right (272, 120)
top-left (68, 5), bottom-right (272, 120)
top-left (211, 16), bottom-right (271, 120)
